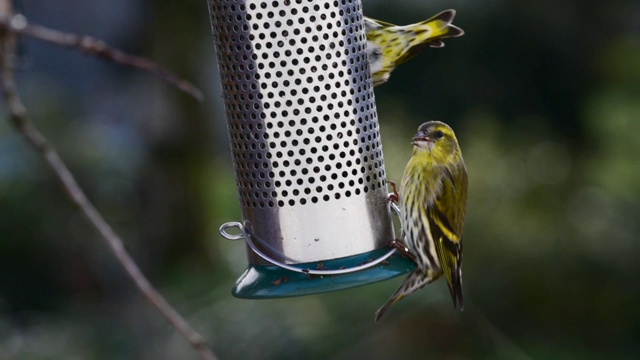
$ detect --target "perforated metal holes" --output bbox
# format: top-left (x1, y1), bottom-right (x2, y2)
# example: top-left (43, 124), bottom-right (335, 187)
top-left (210, 0), bottom-right (386, 208)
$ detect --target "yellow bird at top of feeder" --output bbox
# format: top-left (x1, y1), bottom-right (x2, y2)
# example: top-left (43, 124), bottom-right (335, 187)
top-left (365, 9), bottom-right (464, 87)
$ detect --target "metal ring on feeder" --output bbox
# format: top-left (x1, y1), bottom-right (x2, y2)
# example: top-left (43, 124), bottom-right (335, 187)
top-left (208, 0), bottom-right (415, 298)
top-left (219, 200), bottom-right (402, 276)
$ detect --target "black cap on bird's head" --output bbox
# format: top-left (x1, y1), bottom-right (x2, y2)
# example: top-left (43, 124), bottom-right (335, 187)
top-left (412, 121), bottom-right (451, 144)
top-left (411, 121), bottom-right (461, 157)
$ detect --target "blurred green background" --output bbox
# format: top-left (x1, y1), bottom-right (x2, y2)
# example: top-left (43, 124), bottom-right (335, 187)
top-left (1, 0), bottom-right (639, 358)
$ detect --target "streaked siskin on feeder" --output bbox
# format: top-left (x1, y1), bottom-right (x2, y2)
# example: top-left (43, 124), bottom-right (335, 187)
top-left (375, 121), bottom-right (468, 321)
top-left (365, 9), bottom-right (464, 87)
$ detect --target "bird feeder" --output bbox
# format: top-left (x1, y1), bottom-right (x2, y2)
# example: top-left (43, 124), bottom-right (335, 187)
top-left (208, 0), bottom-right (415, 299)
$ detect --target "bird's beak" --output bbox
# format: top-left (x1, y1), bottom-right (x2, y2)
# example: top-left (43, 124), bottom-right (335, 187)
top-left (411, 131), bottom-right (430, 145)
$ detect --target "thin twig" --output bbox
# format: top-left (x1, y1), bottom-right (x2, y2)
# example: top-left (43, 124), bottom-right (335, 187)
top-left (0, 13), bottom-right (204, 101)
top-left (0, 7), bottom-right (216, 360)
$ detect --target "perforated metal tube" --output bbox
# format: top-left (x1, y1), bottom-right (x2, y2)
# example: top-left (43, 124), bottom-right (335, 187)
top-left (209, 0), bottom-right (392, 265)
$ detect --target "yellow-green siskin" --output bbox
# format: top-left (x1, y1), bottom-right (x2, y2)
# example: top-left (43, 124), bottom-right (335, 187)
top-left (375, 121), bottom-right (468, 321)
top-left (365, 10), bottom-right (464, 87)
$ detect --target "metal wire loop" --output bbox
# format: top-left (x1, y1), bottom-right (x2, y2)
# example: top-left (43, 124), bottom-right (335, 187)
top-left (389, 200), bottom-right (400, 216)
top-left (219, 222), bottom-right (245, 241)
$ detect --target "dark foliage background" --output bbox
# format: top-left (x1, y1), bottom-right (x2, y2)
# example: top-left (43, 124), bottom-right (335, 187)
top-left (1, 0), bottom-right (639, 358)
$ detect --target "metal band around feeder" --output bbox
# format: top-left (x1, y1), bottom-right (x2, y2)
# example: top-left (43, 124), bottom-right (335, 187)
top-left (220, 221), bottom-right (398, 276)
top-left (219, 196), bottom-right (402, 276)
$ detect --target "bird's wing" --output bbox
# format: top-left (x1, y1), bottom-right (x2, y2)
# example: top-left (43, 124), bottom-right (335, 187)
top-left (393, 9), bottom-right (464, 65)
top-left (428, 163), bottom-right (468, 309)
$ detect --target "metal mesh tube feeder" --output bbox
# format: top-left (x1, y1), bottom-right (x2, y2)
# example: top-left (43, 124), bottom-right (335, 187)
top-left (208, 0), bottom-right (415, 298)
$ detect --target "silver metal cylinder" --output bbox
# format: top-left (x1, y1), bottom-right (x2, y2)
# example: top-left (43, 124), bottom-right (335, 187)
top-left (209, 0), bottom-right (392, 265)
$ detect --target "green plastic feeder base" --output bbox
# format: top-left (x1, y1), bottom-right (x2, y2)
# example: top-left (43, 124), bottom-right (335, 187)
top-left (232, 248), bottom-right (416, 299)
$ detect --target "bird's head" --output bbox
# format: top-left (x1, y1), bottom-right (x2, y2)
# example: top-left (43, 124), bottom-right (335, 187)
top-left (411, 121), bottom-right (461, 163)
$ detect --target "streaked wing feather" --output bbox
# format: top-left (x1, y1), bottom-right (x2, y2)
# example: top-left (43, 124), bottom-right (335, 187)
top-left (428, 162), bottom-right (467, 309)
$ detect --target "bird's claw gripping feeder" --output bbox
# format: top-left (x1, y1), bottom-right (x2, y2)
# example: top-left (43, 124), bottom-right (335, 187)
top-left (208, 0), bottom-right (415, 298)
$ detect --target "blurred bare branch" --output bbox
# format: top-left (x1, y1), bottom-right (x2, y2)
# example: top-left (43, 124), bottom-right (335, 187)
top-left (0, 13), bottom-right (204, 101)
top-left (0, 4), bottom-right (215, 360)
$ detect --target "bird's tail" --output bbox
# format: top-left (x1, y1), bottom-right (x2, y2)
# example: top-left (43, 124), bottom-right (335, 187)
top-left (396, 9), bottom-right (464, 64)
top-left (434, 232), bottom-right (465, 311)
top-left (374, 268), bottom-right (439, 322)
top-left (446, 265), bottom-right (464, 310)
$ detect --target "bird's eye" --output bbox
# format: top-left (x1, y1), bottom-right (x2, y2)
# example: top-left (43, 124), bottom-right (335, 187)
top-left (433, 130), bottom-right (444, 140)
